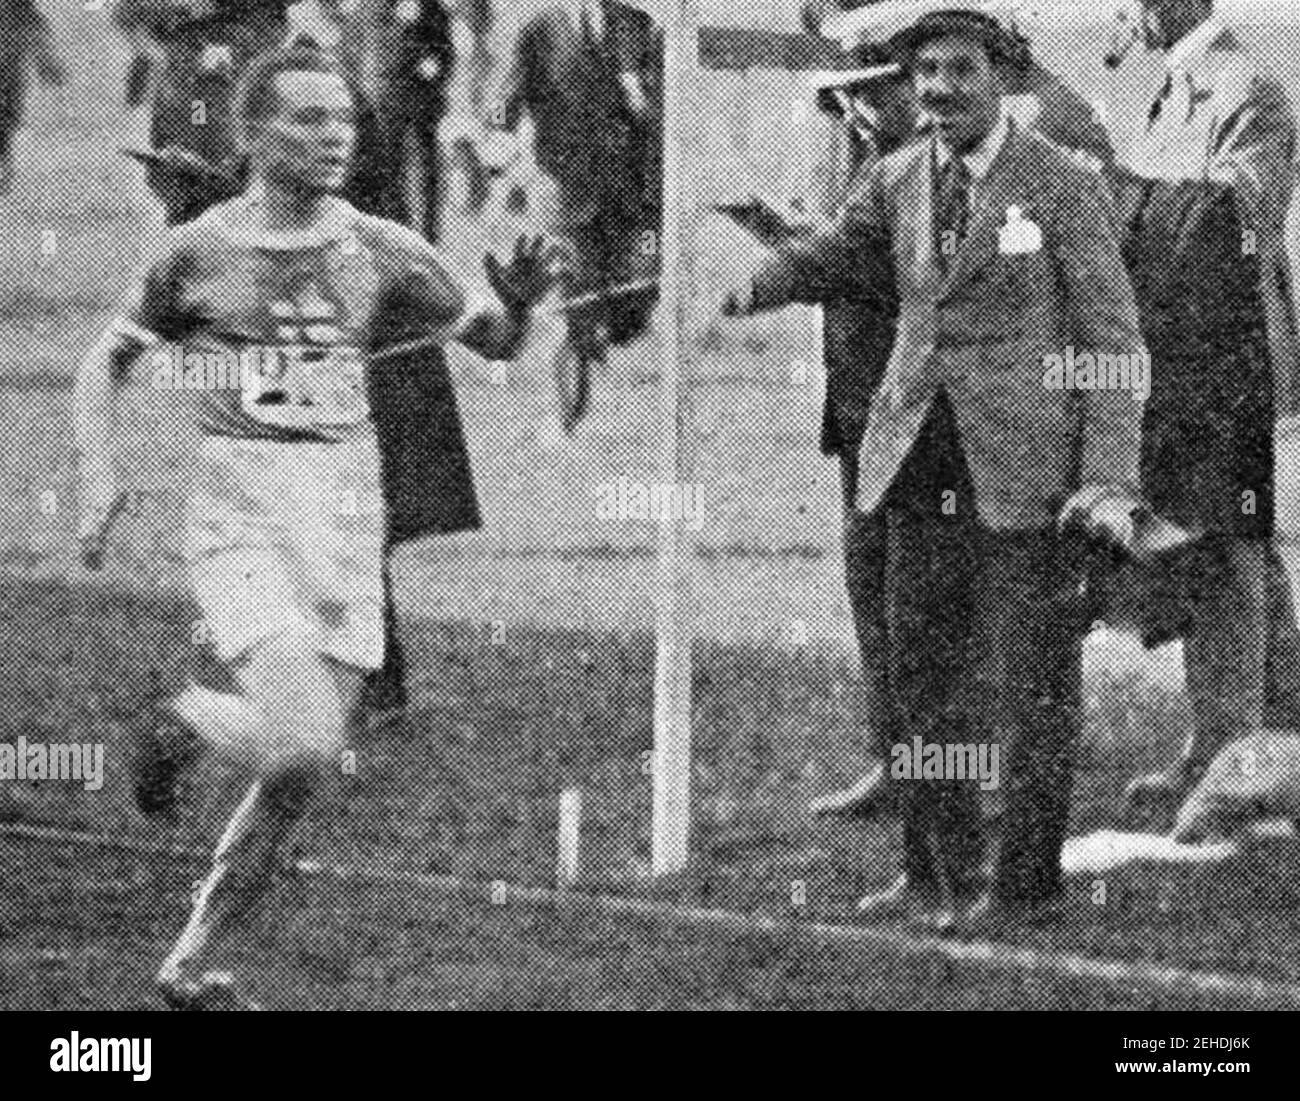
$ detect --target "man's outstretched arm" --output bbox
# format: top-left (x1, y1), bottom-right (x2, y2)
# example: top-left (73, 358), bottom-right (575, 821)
top-left (721, 165), bottom-right (893, 317)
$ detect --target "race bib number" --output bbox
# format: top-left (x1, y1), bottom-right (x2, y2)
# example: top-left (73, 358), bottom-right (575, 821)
top-left (243, 345), bottom-right (368, 429)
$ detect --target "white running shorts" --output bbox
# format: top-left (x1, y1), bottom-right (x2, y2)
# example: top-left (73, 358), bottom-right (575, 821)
top-left (183, 433), bottom-right (387, 671)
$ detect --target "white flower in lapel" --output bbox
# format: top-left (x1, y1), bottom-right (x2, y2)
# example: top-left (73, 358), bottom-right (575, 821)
top-left (1002, 94), bottom-right (1041, 132)
top-left (998, 206), bottom-right (1042, 255)
top-left (198, 43), bottom-right (233, 74)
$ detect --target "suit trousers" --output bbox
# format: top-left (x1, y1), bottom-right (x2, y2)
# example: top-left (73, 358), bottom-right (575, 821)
top-left (846, 492), bottom-right (984, 896)
top-left (968, 526), bottom-right (1090, 904)
top-left (840, 392), bottom-right (977, 764)
top-left (1184, 537), bottom-right (1267, 766)
top-left (840, 400), bottom-right (1089, 904)
top-left (843, 398), bottom-right (978, 897)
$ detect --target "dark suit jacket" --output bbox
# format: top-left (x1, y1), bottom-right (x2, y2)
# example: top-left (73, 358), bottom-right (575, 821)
top-left (755, 121), bottom-right (1146, 529)
top-left (1109, 166), bottom-right (1275, 538)
top-left (144, 3), bottom-right (293, 223)
top-left (1126, 24), bottom-right (1300, 417)
top-left (818, 64), bottom-right (1116, 461)
top-left (368, 287), bottom-right (481, 543)
top-left (0, 0), bottom-right (54, 133)
top-left (371, 0), bottom-right (456, 125)
top-left (491, 1), bottom-right (661, 218)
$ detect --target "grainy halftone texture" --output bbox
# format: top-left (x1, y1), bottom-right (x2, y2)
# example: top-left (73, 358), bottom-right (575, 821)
top-left (3, 0), bottom-right (1300, 1011)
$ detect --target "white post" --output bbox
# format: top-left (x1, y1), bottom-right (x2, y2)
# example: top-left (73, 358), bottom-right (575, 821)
top-left (557, 788), bottom-right (582, 888)
top-left (651, 0), bottom-right (697, 877)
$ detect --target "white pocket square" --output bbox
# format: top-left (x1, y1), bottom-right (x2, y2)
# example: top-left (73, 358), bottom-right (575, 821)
top-left (998, 205), bottom-right (1042, 255)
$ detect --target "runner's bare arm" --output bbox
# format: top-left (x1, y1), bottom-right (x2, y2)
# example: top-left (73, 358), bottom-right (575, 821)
top-left (451, 300), bottom-right (530, 362)
top-left (72, 320), bottom-right (155, 569)
top-left (451, 236), bottom-right (553, 361)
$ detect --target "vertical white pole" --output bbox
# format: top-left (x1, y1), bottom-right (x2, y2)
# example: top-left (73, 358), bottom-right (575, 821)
top-left (557, 788), bottom-right (582, 888)
top-left (651, 0), bottom-right (697, 877)
top-left (810, 306), bottom-right (825, 400)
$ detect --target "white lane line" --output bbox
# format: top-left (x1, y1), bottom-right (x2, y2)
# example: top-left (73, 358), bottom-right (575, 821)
top-left (3, 821), bottom-right (1298, 1005)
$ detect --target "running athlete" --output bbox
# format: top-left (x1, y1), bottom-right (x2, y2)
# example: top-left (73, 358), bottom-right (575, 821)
top-left (72, 44), bottom-right (550, 1009)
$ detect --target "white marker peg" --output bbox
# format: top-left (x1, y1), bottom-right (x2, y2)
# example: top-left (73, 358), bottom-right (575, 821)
top-left (557, 788), bottom-right (582, 888)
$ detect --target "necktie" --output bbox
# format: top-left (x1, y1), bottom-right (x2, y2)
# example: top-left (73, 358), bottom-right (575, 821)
top-left (934, 154), bottom-right (971, 274)
top-left (1148, 71), bottom-right (1175, 125)
top-left (579, 3), bottom-right (601, 43)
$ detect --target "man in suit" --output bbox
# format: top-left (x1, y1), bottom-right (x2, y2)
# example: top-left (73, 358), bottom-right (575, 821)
top-left (801, 3), bottom-right (1118, 823)
top-left (1115, 0), bottom-right (1300, 824)
top-left (785, 33), bottom-right (958, 825)
top-left (370, 0), bottom-right (456, 242)
top-left (724, 8), bottom-right (1147, 926)
top-left (486, 0), bottom-right (662, 428)
top-left (0, 0), bottom-right (64, 193)
top-left (130, 1), bottom-right (294, 225)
